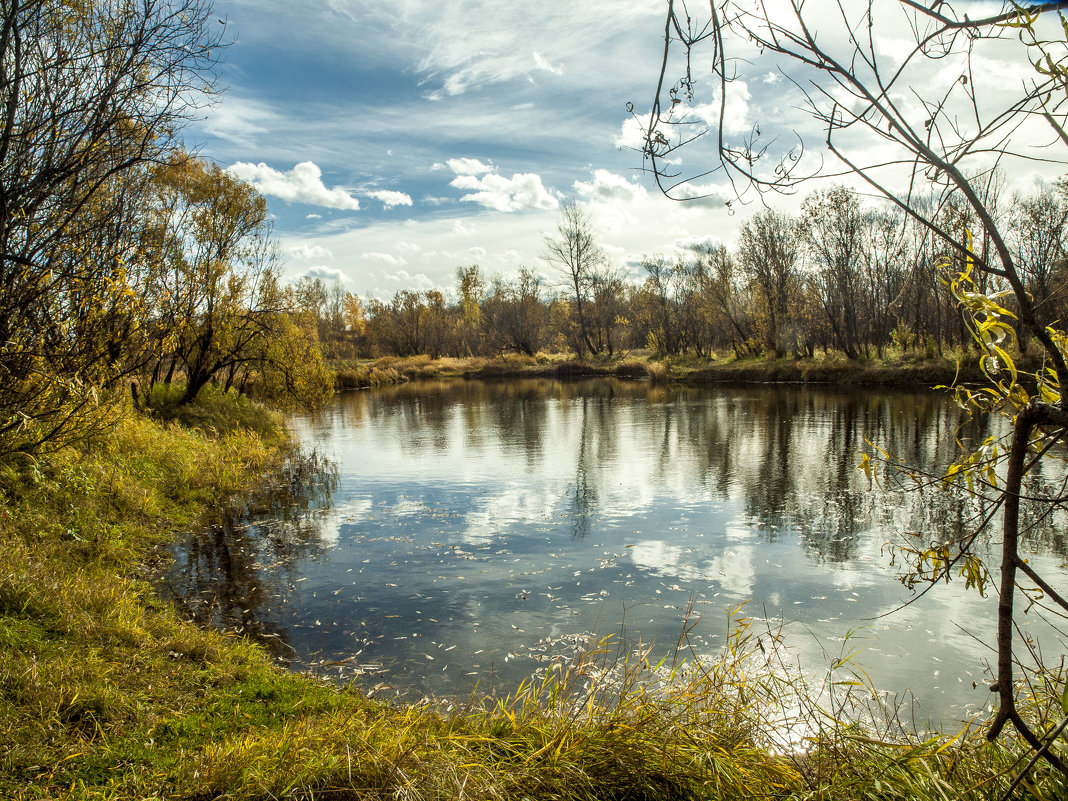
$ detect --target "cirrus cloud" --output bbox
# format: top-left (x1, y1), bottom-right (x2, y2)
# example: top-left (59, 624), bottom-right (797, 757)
top-left (227, 160), bottom-right (361, 210)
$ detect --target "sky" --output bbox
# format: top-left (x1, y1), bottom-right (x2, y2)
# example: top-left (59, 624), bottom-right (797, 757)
top-left (188, 0), bottom-right (1065, 299)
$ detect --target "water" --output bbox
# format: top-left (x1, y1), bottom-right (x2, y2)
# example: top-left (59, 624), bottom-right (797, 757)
top-left (162, 378), bottom-right (1068, 724)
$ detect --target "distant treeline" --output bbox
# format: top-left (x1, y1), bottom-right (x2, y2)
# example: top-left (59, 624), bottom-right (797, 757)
top-left (305, 185), bottom-right (1068, 364)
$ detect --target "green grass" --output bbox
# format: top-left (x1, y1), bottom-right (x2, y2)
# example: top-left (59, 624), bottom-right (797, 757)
top-left (1, 385), bottom-right (1066, 799)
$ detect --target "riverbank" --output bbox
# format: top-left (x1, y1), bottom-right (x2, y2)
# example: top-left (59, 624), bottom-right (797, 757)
top-left (0, 386), bottom-right (1059, 799)
top-left (332, 351), bottom-right (991, 391)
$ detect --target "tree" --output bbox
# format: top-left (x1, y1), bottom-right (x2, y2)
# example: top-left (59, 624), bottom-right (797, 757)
top-left (636, 0), bottom-right (1068, 773)
top-left (146, 156), bottom-right (330, 407)
top-left (455, 264), bottom-right (486, 356)
top-left (543, 202), bottom-right (606, 356)
top-left (800, 186), bottom-right (867, 359)
top-left (0, 0), bottom-right (220, 455)
top-left (700, 244), bottom-right (755, 357)
top-left (482, 268), bottom-right (549, 357)
top-left (737, 209), bottom-right (800, 357)
top-left (1008, 185), bottom-right (1068, 349)
top-left (636, 255), bottom-right (684, 355)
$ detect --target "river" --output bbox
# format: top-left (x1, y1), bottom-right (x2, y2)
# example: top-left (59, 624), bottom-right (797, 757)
top-left (162, 378), bottom-right (1068, 725)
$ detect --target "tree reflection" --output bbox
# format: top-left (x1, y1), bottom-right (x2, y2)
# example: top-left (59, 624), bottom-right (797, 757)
top-left (567, 395), bottom-right (599, 540)
top-left (297, 379), bottom-right (1065, 570)
top-left (160, 450), bottom-right (338, 654)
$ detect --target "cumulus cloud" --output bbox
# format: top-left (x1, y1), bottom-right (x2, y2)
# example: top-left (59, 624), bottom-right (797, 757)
top-left (289, 243), bottom-right (333, 260)
top-left (688, 81), bottom-right (752, 136)
top-left (573, 169), bottom-right (648, 204)
top-left (673, 235), bottom-right (723, 254)
top-left (672, 181), bottom-right (731, 207)
top-left (469, 246), bottom-right (487, 259)
top-left (445, 157), bottom-right (495, 176)
top-left (367, 189), bottom-right (413, 209)
top-left (614, 116), bottom-right (647, 150)
top-left (227, 161), bottom-right (361, 210)
top-left (306, 266), bottom-right (348, 282)
top-left (451, 171), bottom-right (558, 212)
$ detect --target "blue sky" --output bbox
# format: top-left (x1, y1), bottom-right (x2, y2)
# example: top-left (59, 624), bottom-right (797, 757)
top-left (189, 1), bottom-right (1063, 298)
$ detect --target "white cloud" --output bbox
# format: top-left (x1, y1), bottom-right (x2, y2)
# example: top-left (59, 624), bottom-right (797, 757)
top-left (383, 270), bottom-right (435, 290)
top-left (688, 81), bottom-right (752, 136)
top-left (446, 157), bottom-right (495, 176)
top-left (672, 181), bottom-right (731, 207)
top-left (202, 96), bottom-right (277, 146)
top-left (451, 172), bottom-right (559, 212)
top-left (614, 116), bottom-right (647, 150)
top-left (306, 213), bottom-right (323, 219)
top-left (305, 266), bottom-right (348, 282)
top-left (533, 51), bottom-right (563, 75)
top-left (573, 169), bottom-right (648, 204)
top-left (227, 161), bottom-right (361, 210)
top-left (390, 1), bottom-right (660, 96)
top-left (289, 243), bottom-right (333, 260)
top-left (362, 252), bottom-right (407, 265)
top-left (367, 189), bottom-right (413, 209)
top-left (470, 246), bottom-right (487, 259)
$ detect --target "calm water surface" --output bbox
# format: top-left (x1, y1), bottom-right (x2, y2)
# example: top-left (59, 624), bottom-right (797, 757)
top-left (163, 379), bottom-right (1068, 723)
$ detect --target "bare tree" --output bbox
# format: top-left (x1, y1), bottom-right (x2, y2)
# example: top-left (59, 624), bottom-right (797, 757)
top-left (737, 208), bottom-right (800, 357)
top-left (635, 0), bottom-right (1068, 773)
top-left (800, 186), bottom-right (867, 359)
top-left (543, 202), bottom-right (607, 356)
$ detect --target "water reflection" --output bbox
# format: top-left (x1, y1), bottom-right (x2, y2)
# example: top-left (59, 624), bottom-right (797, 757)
top-left (164, 379), bottom-right (1068, 721)
top-left (160, 452), bottom-right (337, 654)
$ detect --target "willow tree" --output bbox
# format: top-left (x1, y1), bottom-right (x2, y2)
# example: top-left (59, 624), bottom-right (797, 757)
top-left (146, 156), bottom-right (331, 408)
top-left (633, 0), bottom-right (1068, 773)
top-left (0, 0), bottom-right (221, 455)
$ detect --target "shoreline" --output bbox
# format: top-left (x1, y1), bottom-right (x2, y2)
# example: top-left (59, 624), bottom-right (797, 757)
top-left (333, 352), bottom-right (993, 391)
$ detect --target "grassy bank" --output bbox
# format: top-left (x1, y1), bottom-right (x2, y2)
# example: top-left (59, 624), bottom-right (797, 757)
top-left (1, 387), bottom-right (1063, 799)
top-left (330, 350), bottom-right (990, 391)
